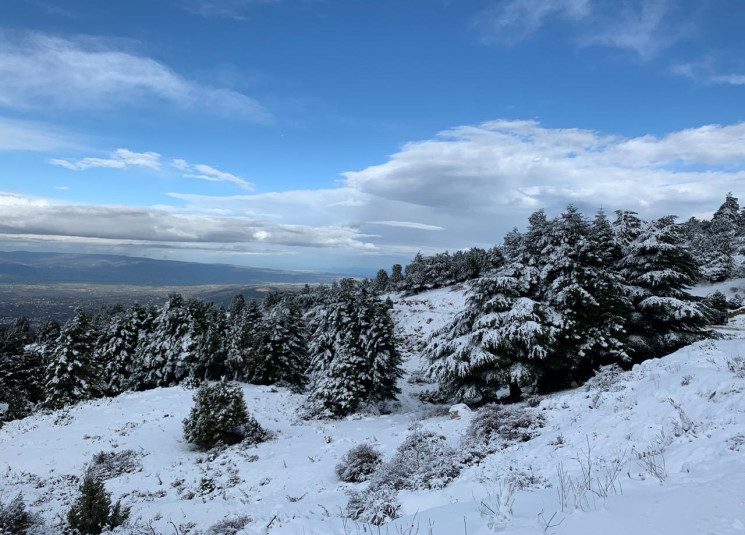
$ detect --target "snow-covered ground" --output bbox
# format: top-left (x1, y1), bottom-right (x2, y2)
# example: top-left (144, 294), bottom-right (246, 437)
top-left (2, 286), bottom-right (745, 534)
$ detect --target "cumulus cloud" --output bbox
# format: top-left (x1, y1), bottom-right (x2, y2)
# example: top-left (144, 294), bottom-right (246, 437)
top-left (172, 159), bottom-right (253, 190)
top-left (8, 119), bottom-right (745, 269)
top-left (51, 148), bottom-right (162, 171)
top-left (0, 32), bottom-right (270, 122)
top-left (475, 0), bottom-right (684, 57)
top-left (167, 119), bottom-right (745, 263)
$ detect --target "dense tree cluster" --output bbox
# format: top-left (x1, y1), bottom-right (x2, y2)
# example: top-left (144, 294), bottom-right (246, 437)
top-left (373, 247), bottom-right (503, 295)
top-left (426, 205), bottom-right (714, 404)
top-left (0, 280), bottom-right (402, 424)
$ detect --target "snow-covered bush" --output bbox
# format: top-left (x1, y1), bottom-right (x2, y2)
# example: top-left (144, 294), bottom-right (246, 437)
top-left (583, 364), bottom-right (625, 393)
top-left (377, 430), bottom-right (460, 491)
top-left (0, 493), bottom-right (37, 535)
top-left (335, 443), bottom-right (383, 483)
top-left (183, 381), bottom-right (266, 450)
top-left (465, 404), bottom-right (543, 452)
top-left (345, 430), bottom-right (459, 525)
top-left (346, 484), bottom-right (401, 526)
top-left (88, 450), bottom-right (143, 480)
top-left (67, 470), bottom-right (129, 535)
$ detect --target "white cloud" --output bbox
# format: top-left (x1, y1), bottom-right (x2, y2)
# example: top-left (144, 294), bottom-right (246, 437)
top-left (180, 0), bottom-right (279, 19)
top-left (475, 0), bottom-right (683, 57)
top-left (368, 221), bottom-right (445, 231)
top-left (0, 192), bottom-right (375, 252)
top-left (0, 117), bottom-right (80, 152)
top-left (172, 159), bottom-right (253, 190)
top-left (0, 32), bottom-right (270, 122)
top-left (8, 119), bottom-right (745, 269)
top-left (51, 148), bottom-right (162, 171)
top-left (672, 58), bottom-right (745, 87)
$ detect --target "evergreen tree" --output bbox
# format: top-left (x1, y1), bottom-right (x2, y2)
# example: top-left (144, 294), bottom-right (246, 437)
top-left (373, 269), bottom-right (390, 293)
top-left (620, 216), bottom-right (709, 359)
top-left (426, 262), bottom-right (555, 402)
top-left (0, 317), bottom-right (44, 416)
top-left (250, 299), bottom-right (308, 389)
top-left (67, 470), bottom-right (128, 534)
top-left (193, 302), bottom-right (229, 381)
top-left (97, 305), bottom-right (155, 395)
top-left (390, 264), bottom-right (404, 289)
top-left (701, 193), bottom-right (740, 282)
top-left (132, 294), bottom-right (200, 388)
top-left (537, 207), bottom-right (629, 388)
top-left (305, 282), bottom-right (402, 417)
top-left (183, 380), bottom-right (266, 450)
top-left (226, 300), bottom-right (262, 380)
top-left (44, 309), bottom-right (100, 409)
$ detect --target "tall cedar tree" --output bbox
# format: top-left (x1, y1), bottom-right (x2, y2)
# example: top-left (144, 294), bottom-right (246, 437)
top-left (97, 305), bottom-right (155, 395)
top-left (226, 300), bottom-right (262, 381)
top-left (250, 298), bottom-right (308, 390)
top-left (44, 309), bottom-right (100, 409)
top-left (620, 215), bottom-right (709, 359)
top-left (306, 281), bottom-right (402, 417)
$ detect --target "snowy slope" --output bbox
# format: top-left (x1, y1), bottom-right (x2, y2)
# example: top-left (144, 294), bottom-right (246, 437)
top-left (2, 286), bottom-right (745, 534)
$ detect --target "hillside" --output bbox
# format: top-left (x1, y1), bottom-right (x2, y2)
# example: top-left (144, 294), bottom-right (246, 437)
top-left (1, 286), bottom-right (744, 534)
top-left (0, 251), bottom-right (341, 286)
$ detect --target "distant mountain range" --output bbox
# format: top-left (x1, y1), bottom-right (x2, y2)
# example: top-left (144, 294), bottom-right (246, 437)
top-left (0, 251), bottom-right (342, 286)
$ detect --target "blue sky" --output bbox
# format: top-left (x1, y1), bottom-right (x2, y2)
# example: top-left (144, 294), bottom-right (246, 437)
top-left (1, 0), bottom-right (744, 273)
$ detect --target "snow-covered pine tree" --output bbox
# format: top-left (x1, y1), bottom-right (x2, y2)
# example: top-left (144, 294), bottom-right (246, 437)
top-left (620, 215), bottom-right (709, 359)
top-left (226, 300), bottom-right (262, 380)
top-left (701, 193), bottom-right (740, 282)
top-left (613, 210), bottom-right (643, 252)
top-left (97, 305), bottom-right (155, 395)
top-left (192, 302), bottom-right (229, 381)
top-left (390, 264), bottom-right (404, 289)
top-left (360, 296), bottom-right (402, 403)
top-left (373, 269), bottom-right (390, 293)
top-left (250, 298), bottom-right (308, 390)
top-left (305, 281), bottom-right (402, 417)
top-left (44, 309), bottom-right (100, 409)
top-left (536, 207), bottom-right (630, 388)
top-left (132, 294), bottom-right (200, 388)
top-left (426, 260), bottom-right (555, 403)
top-left (0, 317), bottom-right (41, 420)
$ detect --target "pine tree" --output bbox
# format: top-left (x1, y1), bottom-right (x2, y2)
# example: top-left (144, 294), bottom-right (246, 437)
top-left (193, 302), bottom-right (229, 381)
top-left (536, 207), bottom-right (629, 388)
top-left (226, 300), bottom-right (262, 380)
top-left (620, 216), bottom-right (709, 359)
top-left (373, 269), bottom-right (390, 293)
top-left (67, 470), bottom-right (128, 534)
top-left (0, 317), bottom-right (43, 416)
top-left (250, 299), bottom-right (308, 390)
top-left (701, 193), bottom-right (740, 282)
top-left (305, 282), bottom-right (402, 417)
top-left (426, 262), bottom-right (555, 402)
top-left (133, 294), bottom-right (200, 388)
top-left (390, 264), bottom-right (404, 289)
top-left (44, 309), bottom-right (100, 409)
top-left (97, 305), bottom-right (155, 395)
top-left (183, 380), bottom-right (266, 450)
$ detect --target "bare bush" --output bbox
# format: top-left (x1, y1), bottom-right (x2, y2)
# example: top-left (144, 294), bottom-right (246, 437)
top-left (346, 485), bottom-right (401, 526)
top-left (89, 449), bottom-right (143, 480)
top-left (727, 357), bottom-right (745, 378)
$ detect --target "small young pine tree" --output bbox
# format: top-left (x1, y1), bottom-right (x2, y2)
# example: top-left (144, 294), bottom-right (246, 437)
top-left (67, 470), bottom-right (128, 535)
top-left (183, 381), bottom-right (266, 450)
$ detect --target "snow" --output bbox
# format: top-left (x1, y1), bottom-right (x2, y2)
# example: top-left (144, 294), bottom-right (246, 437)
top-left (2, 285), bottom-right (745, 533)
